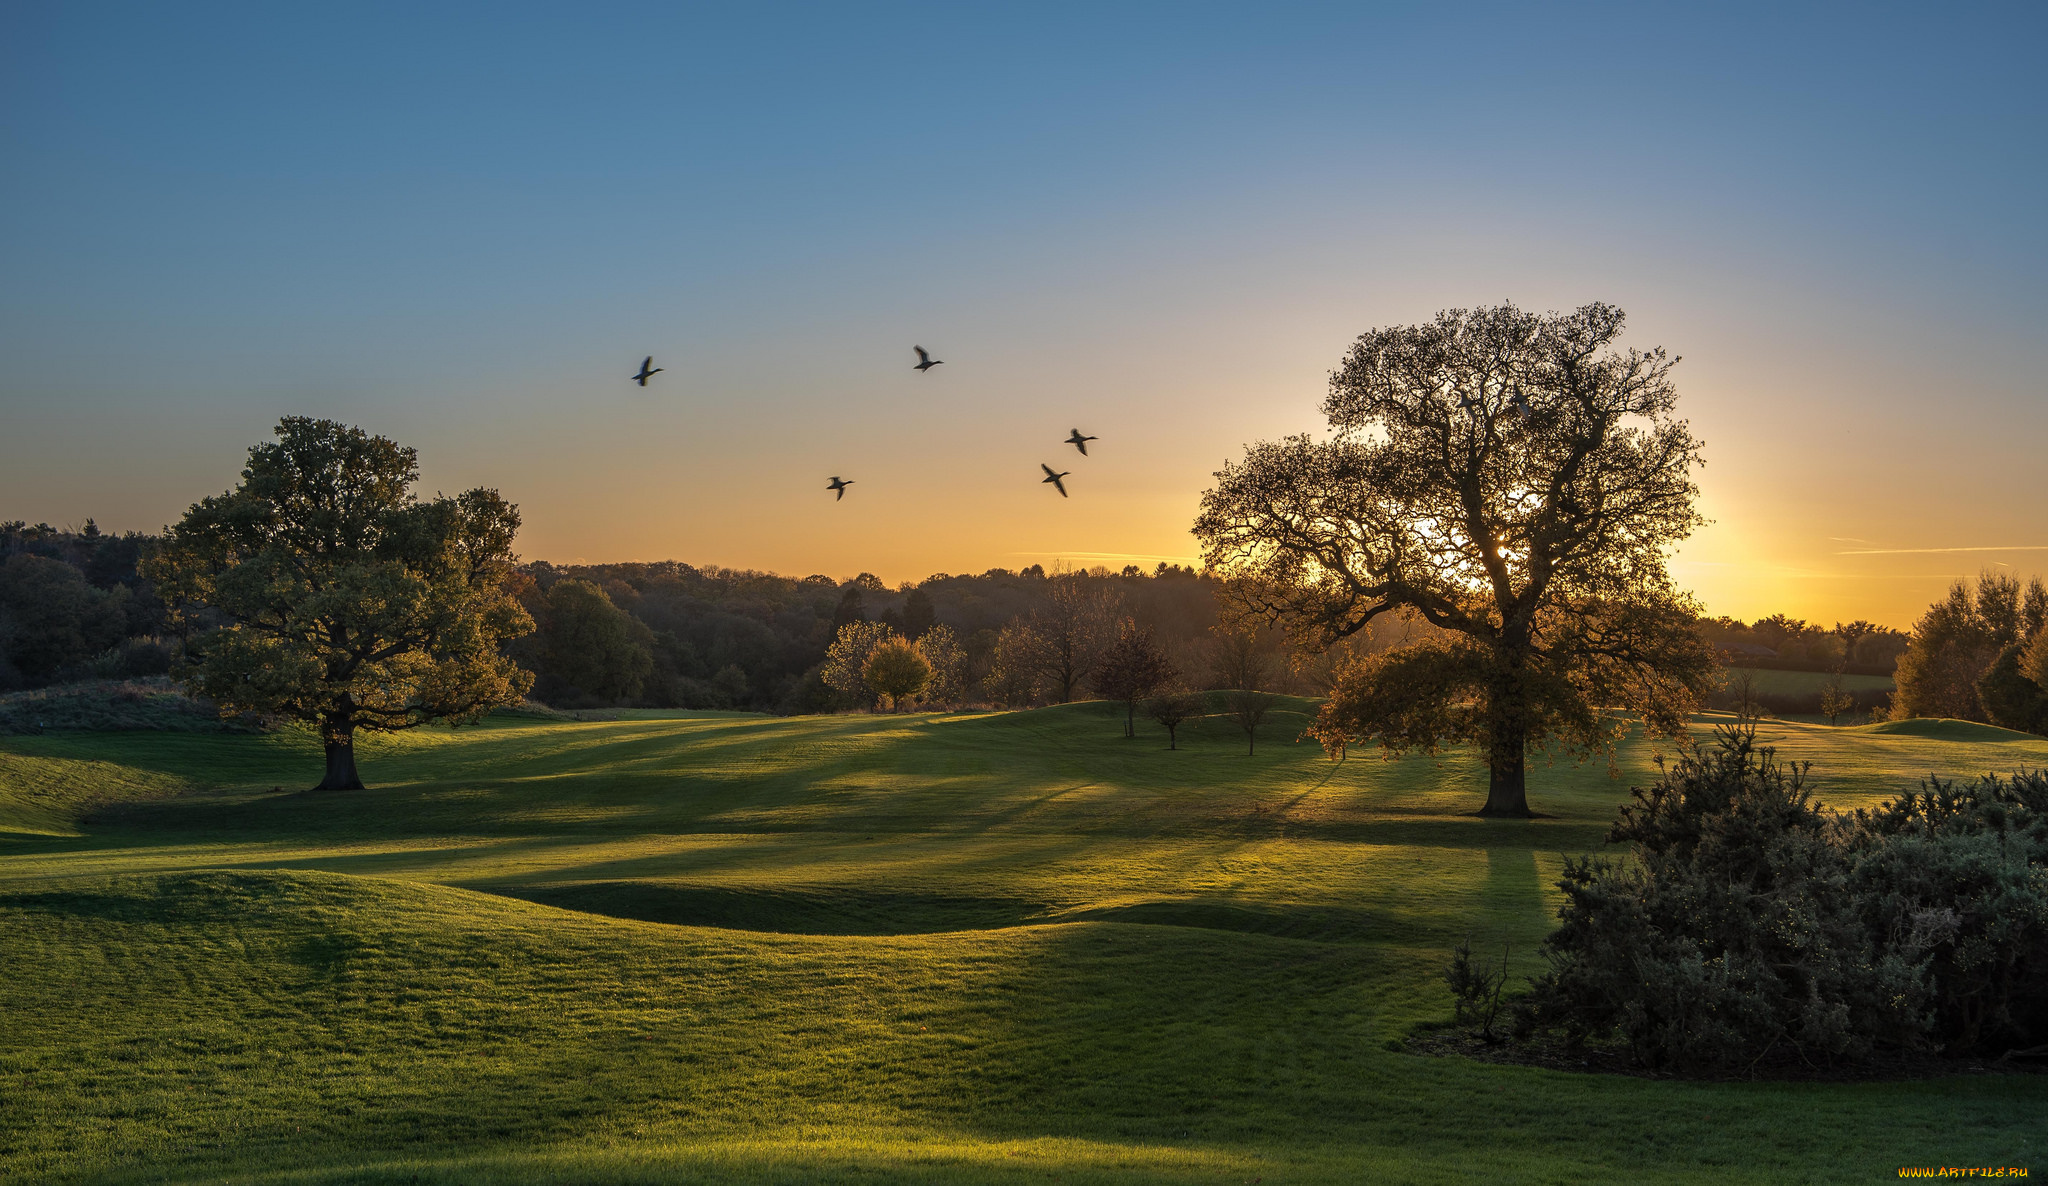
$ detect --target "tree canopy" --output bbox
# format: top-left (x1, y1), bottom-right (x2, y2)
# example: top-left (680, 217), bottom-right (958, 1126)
top-left (147, 418), bottom-right (533, 789)
top-left (1893, 572), bottom-right (2047, 723)
top-left (1194, 301), bottom-right (1714, 815)
top-left (1092, 619), bottom-right (1176, 737)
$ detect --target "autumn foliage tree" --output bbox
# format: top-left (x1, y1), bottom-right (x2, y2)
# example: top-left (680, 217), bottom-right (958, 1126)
top-left (1195, 302), bottom-right (1715, 816)
top-left (914, 624), bottom-right (968, 707)
top-left (822, 620), bottom-right (893, 708)
top-left (862, 637), bottom-right (931, 711)
top-left (147, 418), bottom-right (534, 790)
top-left (1145, 686), bottom-right (1206, 750)
top-left (1092, 619), bottom-right (1176, 737)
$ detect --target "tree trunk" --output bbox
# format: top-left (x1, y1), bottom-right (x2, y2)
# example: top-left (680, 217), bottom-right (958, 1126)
top-left (1481, 660), bottom-right (1533, 817)
top-left (317, 702), bottom-right (365, 790)
top-left (1481, 737), bottom-right (1529, 816)
top-left (1126, 700), bottom-right (1136, 738)
top-left (1166, 724), bottom-right (1178, 750)
top-left (1246, 727), bottom-right (1255, 756)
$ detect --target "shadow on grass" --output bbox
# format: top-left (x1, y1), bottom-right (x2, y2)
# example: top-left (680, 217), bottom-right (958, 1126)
top-left (495, 880), bottom-right (1439, 944)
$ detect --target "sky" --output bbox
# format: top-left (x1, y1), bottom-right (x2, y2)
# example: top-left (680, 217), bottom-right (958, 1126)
top-left (2, 2), bottom-right (2043, 628)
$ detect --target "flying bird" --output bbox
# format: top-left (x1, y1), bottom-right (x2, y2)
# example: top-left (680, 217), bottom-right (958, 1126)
top-left (913, 345), bottom-right (943, 372)
top-left (827, 477), bottom-right (854, 501)
top-left (1065, 429), bottom-right (1097, 455)
top-left (1040, 464), bottom-right (1070, 498)
top-left (633, 356), bottom-right (663, 386)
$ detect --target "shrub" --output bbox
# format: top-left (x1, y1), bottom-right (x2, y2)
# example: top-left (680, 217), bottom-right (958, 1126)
top-left (1445, 938), bottom-right (1511, 1042)
top-left (1518, 725), bottom-right (2048, 1071)
top-left (862, 638), bottom-right (930, 711)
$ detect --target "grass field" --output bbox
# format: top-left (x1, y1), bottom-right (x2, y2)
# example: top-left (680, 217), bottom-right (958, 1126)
top-left (3, 702), bottom-right (2044, 1184)
top-left (1718, 668), bottom-right (1895, 698)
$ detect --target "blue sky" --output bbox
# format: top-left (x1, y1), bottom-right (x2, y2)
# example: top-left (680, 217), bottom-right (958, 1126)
top-left (3, 2), bottom-right (2043, 623)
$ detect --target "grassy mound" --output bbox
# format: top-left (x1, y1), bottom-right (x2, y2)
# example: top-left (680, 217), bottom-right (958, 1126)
top-left (0, 678), bottom-right (265, 736)
top-left (3, 703), bottom-right (2046, 1182)
top-left (1867, 717), bottom-right (2043, 743)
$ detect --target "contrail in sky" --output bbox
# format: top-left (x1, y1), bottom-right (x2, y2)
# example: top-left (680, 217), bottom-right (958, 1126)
top-left (1834, 544), bottom-right (2048, 555)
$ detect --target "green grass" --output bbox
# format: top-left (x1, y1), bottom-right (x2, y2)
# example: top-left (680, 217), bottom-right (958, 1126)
top-left (1719, 667), bottom-right (1894, 697)
top-left (3, 703), bottom-right (2044, 1183)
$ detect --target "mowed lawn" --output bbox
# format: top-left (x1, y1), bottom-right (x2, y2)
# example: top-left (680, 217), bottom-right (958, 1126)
top-left (2, 703), bottom-right (2044, 1184)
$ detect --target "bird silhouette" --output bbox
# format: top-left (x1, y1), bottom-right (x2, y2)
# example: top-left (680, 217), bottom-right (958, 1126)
top-left (1511, 390), bottom-right (1532, 418)
top-left (633, 356), bottom-right (663, 386)
top-left (1040, 464), bottom-right (1070, 498)
top-left (1065, 429), bottom-right (1097, 455)
top-left (827, 477), bottom-right (854, 501)
top-left (913, 345), bottom-right (943, 372)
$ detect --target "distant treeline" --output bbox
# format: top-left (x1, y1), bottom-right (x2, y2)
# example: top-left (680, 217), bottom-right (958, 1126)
top-left (1695, 613), bottom-right (1909, 674)
top-left (507, 560), bottom-right (1287, 712)
top-left (0, 520), bottom-right (171, 690)
top-left (0, 515), bottom-right (1936, 719)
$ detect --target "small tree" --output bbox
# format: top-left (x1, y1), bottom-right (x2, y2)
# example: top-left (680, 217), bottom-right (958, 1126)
top-left (1725, 667), bottom-right (1764, 724)
top-left (1224, 689), bottom-right (1276, 755)
top-left (822, 620), bottom-right (894, 708)
top-left (1146, 686), bottom-right (1206, 750)
top-left (1206, 625), bottom-right (1272, 692)
top-left (982, 622), bottom-right (1049, 707)
top-left (1819, 670), bottom-right (1853, 726)
top-left (147, 417), bottom-right (533, 790)
top-left (1029, 576), bottom-right (1119, 703)
top-left (914, 624), bottom-right (967, 707)
top-left (1092, 619), bottom-right (1177, 737)
top-left (863, 638), bottom-right (930, 711)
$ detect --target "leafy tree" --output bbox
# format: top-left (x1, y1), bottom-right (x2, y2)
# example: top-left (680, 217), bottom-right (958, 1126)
top-left (1092, 619), bottom-right (1176, 737)
top-left (1196, 302), bottom-right (1714, 816)
top-left (537, 579), bottom-right (654, 702)
top-left (822, 620), bottom-right (894, 707)
top-left (1976, 632), bottom-right (2048, 735)
top-left (0, 553), bottom-right (128, 685)
top-left (914, 624), bottom-right (967, 706)
top-left (711, 663), bottom-right (749, 705)
top-left (147, 418), bottom-right (533, 789)
top-left (1224, 689), bottom-right (1276, 755)
top-left (982, 623), bottom-right (1048, 706)
top-left (1893, 573), bottom-right (2041, 721)
top-left (1146, 686), bottom-right (1206, 750)
top-left (1819, 670), bottom-right (1855, 726)
top-left (863, 638), bottom-right (930, 711)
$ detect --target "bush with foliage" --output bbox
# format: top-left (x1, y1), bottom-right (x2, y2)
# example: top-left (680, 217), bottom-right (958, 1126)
top-left (1519, 725), bottom-right (2048, 1071)
top-left (862, 638), bottom-right (930, 711)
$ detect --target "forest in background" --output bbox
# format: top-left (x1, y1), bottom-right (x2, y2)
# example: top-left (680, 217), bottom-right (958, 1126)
top-left (0, 516), bottom-right (1956, 722)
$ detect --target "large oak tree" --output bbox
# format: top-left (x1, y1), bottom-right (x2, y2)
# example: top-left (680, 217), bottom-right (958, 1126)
top-left (148, 418), bottom-right (534, 789)
top-left (1194, 302), bottom-right (1714, 816)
